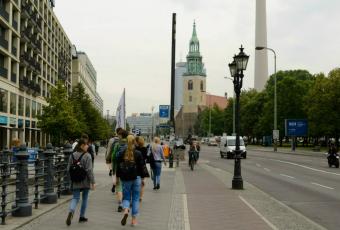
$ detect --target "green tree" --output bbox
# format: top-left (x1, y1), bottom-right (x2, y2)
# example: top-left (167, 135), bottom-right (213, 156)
top-left (305, 69), bottom-right (340, 145)
top-left (38, 82), bottom-right (81, 146)
top-left (70, 83), bottom-right (112, 141)
top-left (259, 70), bottom-right (314, 145)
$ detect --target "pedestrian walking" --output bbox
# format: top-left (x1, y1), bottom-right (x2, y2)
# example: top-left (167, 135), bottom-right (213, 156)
top-left (117, 135), bottom-right (148, 226)
top-left (107, 128), bottom-right (128, 212)
top-left (148, 137), bottom-right (166, 190)
top-left (66, 138), bottom-right (95, 226)
top-left (135, 136), bottom-right (149, 202)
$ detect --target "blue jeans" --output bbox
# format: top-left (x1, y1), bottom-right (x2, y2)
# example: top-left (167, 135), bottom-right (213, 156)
top-left (152, 162), bottom-right (162, 187)
top-left (69, 189), bottom-right (89, 217)
top-left (122, 177), bottom-right (141, 217)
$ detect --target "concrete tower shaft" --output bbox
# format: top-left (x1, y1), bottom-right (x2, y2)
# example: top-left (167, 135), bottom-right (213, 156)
top-left (254, 0), bottom-right (269, 91)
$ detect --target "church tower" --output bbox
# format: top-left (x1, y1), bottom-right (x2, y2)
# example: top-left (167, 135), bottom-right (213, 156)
top-left (182, 22), bottom-right (206, 114)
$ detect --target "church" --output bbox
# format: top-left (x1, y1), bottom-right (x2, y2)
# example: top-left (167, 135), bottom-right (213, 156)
top-left (175, 22), bottom-right (227, 137)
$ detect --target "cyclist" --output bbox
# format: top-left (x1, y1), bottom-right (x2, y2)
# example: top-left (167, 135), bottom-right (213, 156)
top-left (188, 141), bottom-right (199, 167)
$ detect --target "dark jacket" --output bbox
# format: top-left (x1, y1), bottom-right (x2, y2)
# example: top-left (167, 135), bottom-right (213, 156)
top-left (116, 149), bottom-right (146, 180)
top-left (136, 146), bottom-right (148, 162)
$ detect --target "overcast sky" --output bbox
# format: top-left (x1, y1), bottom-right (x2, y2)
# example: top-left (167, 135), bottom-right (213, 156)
top-left (54, 0), bottom-right (340, 116)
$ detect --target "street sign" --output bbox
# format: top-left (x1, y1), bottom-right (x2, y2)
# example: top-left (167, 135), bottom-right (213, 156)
top-left (159, 105), bottom-right (170, 118)
top-left (132, 128), bottom-right (141, 136)
top-left (285, 119), bottom-right (308, 137)
top-left (273, 130), bottom-right (279, 139)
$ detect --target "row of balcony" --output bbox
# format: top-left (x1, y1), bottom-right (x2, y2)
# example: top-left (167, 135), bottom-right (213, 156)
top-left (19, 77), bottom-right (41, 96)
top-left (20, 53), bottom-right (41, 72)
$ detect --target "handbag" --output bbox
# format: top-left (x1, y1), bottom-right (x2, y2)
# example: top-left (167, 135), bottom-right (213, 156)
top-left (142, 164), bottom-right (150, 178)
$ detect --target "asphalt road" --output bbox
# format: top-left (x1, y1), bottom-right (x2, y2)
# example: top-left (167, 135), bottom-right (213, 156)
top-left (200, 145), bottom-right (340, 230)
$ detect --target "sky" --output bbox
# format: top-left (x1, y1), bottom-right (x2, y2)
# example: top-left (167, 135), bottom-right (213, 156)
top-left (54, 0), bottom-right (340, 116)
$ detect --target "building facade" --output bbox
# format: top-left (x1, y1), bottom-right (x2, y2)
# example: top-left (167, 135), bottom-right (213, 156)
top-left (0, 0), bottom-right (72, 149)
top-left (72, 49), bottom-right (103, 116)
top-left (95, 91), bottom-right (103, 115)
top-left (174, 61), bottom-right (186, 115)
top-left (127, 113), bottom-right (154, 137)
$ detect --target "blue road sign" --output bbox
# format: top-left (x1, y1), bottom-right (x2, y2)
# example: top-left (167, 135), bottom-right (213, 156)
top-left (159, 105), bottom-right (170, 118)
top-left (285, 119), bottom-right (308, 137)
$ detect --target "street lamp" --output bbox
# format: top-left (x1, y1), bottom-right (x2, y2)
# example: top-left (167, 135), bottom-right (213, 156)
top-left (228, 45), bottom-right (249, 190)
top-left (225, 76), bottom-right (236, 135)
top-left (256, 46), bottom-right (278, 152)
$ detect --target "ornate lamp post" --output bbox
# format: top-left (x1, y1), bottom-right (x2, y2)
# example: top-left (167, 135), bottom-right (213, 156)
top-left (228, 45), bottom-right (249, 190)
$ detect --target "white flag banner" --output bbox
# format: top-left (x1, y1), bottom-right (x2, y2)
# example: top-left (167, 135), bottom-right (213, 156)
top-left (115, 89), bottom-right (126, 129)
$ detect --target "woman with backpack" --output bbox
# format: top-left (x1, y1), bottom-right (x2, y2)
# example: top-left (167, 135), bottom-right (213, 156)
top-left (117, 135), bottom-right (148, 226)
top-left (66, 138), bottom-right (96, 226)
top-left (149, 137), bottom-right (166, 190)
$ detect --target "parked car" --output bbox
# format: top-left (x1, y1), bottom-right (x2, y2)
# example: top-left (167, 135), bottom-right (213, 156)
top-left (208, 138), bottom-right (218, 146)
top-left (220, 136), bottom-right (247, 159)
top-left (201, 137), bottom-right (209, 144)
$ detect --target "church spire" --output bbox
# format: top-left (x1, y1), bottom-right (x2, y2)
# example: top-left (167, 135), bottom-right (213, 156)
top-left (184, 21), bottom-right (206, 76)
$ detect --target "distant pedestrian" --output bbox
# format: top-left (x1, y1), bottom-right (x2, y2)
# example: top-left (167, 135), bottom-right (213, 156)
top-left (135, 136), bottom-right (149, 202)
top-left (148, 137), bottom-right (166, 190)
top-left (117, 135), bottom-right (148, 226)
top-left (66, 138), bottom-right (95, 226)
top-left (87, 139), bottom-right (95, 165)
top-left (95, 141), bottom-right (100, 156)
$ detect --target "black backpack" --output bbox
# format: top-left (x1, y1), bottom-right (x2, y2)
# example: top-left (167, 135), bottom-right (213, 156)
top-left (119, 159), bottom-right (137, 181)
top-left (69, 153), bottom-right (87, 183)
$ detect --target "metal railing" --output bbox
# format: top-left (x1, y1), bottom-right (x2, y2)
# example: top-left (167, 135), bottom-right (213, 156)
top-left (0, 144), bottom-right (73, 225)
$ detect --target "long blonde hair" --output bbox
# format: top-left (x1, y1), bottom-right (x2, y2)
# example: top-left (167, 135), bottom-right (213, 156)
top-left (124, 135), bottom-right (135, 161)
top-left (152, 137), bottom-right (161, 153)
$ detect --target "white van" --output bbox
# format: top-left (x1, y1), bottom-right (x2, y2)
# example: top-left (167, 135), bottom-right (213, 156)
top-left (220, 136), bottom-right (247, 159)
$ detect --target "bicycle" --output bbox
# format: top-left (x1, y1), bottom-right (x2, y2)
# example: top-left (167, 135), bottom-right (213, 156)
top-left (189, 150), bottom-right (198, 171)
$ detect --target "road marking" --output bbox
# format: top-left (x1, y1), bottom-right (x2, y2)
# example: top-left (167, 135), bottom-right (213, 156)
top-left (280, 174), bottom-right (295, 179)
top-left (266, 158), bottom-right (340, 176)
top-left (264, 168), bottom-right (271, 172)
top-left (183, 194), bottom-right (191, 230)
top-left (256, 163), bottom-right (261, 167)
top-left (311, 182), bottom-right (334, 190)
top-left (239, 196), bottom-right (278, 230)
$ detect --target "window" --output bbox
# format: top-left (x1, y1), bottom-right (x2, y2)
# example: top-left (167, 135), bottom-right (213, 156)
top-left (32, 101), bottom-right (36, 118)
top-left (200, 80), bottom-right (204, 91)
top-left (189, 96), bottom-right (192, 102)
top-left (188, 80), bottom-right (193, 90)
top-left (10, 92), bottom-right (16, 115)
top-left (37, 103), bottom-right (41, 116)
top-left (25, 98), bottom-right (30, 117)
top-left (18, 95), bottom-right (24, 116)
top-left (0, 89), bottom-right (8, 113)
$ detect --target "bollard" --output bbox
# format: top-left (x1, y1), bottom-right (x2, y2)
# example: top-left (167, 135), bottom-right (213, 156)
top-left (41, 143), bottom-right (57, 204)
top-left (62, 143), bottom-right (72, 195)
top-left (12, 145), bottom-right (32, 217)
top-left (169, 149), bottom-right (174, 168)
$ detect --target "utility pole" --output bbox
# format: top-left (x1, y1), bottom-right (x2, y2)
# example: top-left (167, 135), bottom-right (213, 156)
top-left (170, 13), bottom-right (176, 133)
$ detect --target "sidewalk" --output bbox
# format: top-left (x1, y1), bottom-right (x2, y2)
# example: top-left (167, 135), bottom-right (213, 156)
top-left (11, 147), bottom-right (325, 230)
top-left (248, 145), bottom-right (326, 158)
